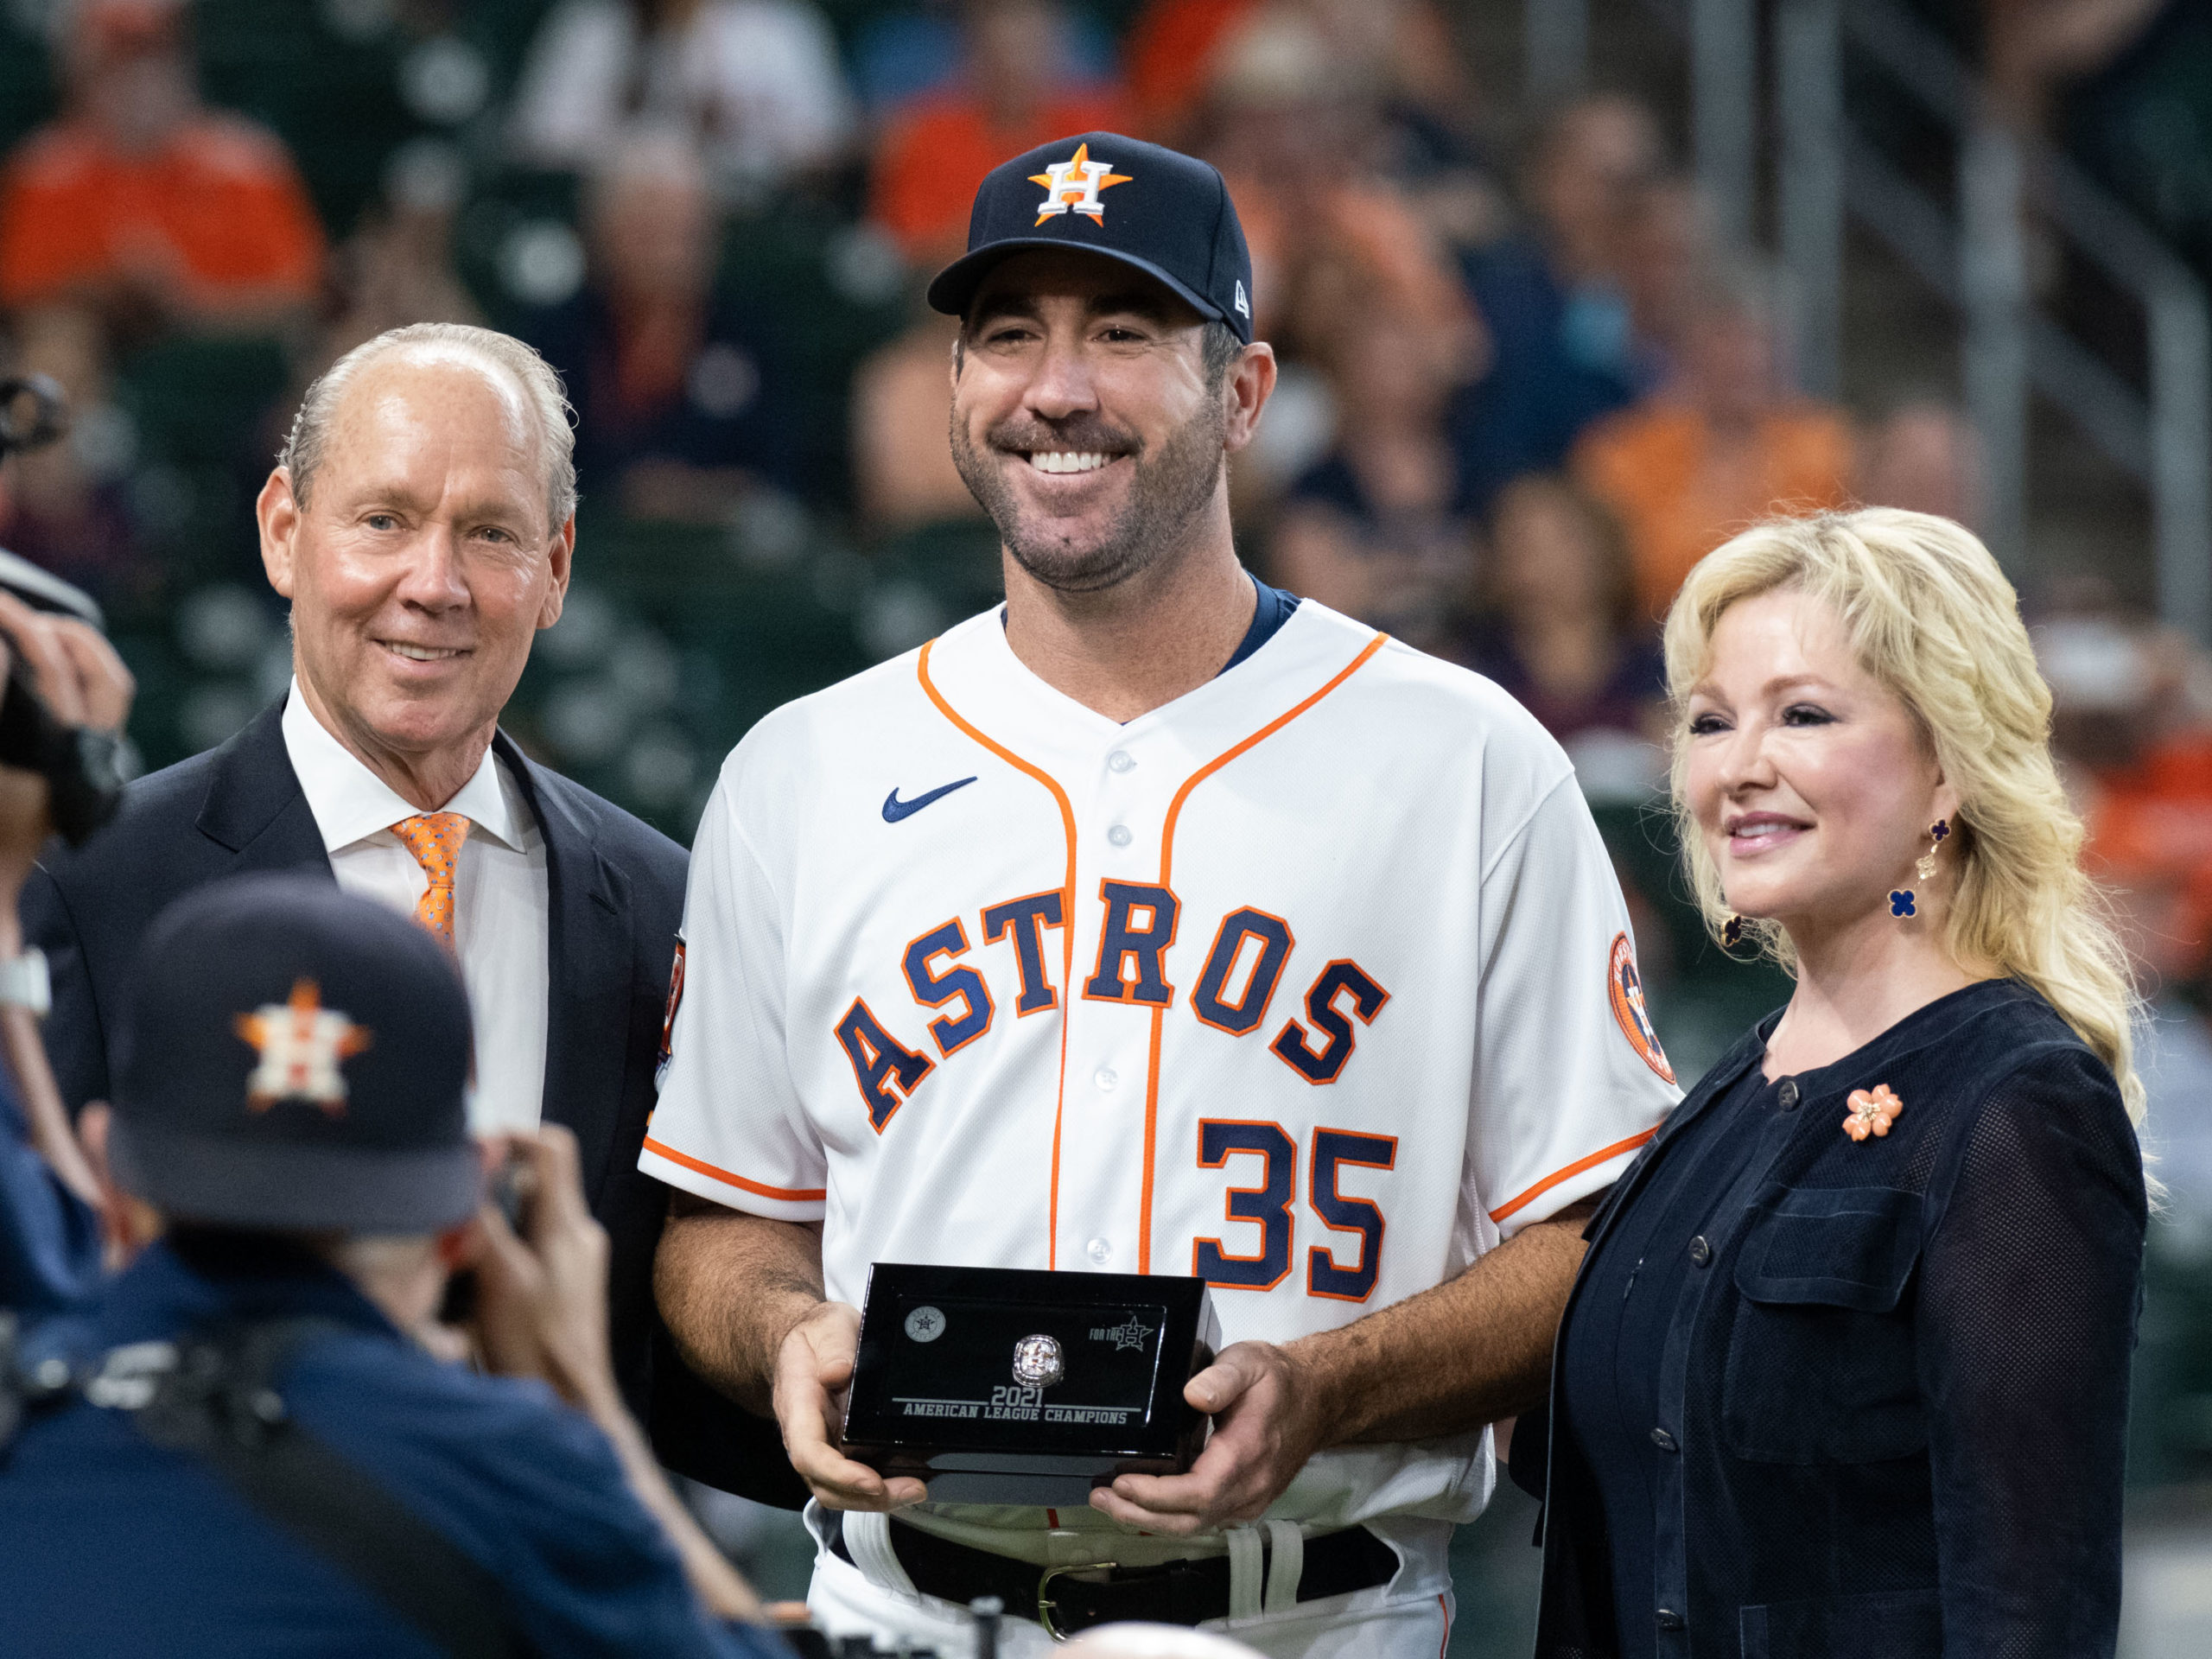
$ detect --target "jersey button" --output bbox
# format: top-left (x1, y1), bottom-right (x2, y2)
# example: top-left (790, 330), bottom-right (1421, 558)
top-left (1095, 1068), bottom-right (1118, 1091)
top-left (1108, 824), bottom-right (1134, 848)
top-left (1088, 1237), bottom-right (1113, 1264)
top-left (1108, 750), bottom-right (1135, 772)
top-left (1656, 1609), bottom-right (1685, 1630)
top-left (1649, 1427), bottom-right (1678, 1452)
top-left (1777, 1079), bottom-right (1800, 1111)
top-left (1688, 1236), bottom-right (1712, 1268)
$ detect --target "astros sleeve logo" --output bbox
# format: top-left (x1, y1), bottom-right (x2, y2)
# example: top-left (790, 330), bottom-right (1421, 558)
top-left (234, 978), bottom-right (372, 1115)
top-left (1607, 933), bottom-right (1675, 1084)
top-left (1031, 143), bottom-right (1133, 226)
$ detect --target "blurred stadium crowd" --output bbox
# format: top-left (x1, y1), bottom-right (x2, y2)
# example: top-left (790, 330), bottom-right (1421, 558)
top-left (3, 0), bottom-right (2212, 1555)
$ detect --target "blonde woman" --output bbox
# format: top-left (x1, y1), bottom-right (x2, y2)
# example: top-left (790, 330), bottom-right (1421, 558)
top-left (1516, 509), bottom-right (2147, 1658)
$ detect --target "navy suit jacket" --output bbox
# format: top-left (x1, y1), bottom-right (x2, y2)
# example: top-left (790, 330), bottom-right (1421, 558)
top-left (20, 699), bottom-right (801, 1501)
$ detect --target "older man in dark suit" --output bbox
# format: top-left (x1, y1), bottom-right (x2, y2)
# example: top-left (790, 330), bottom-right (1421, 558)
top-left (22, 324), bottom-right (779, 1490)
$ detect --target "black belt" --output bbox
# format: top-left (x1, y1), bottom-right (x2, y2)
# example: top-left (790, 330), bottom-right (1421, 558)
top-left (830, 1515), bottom-right (1400, 1637)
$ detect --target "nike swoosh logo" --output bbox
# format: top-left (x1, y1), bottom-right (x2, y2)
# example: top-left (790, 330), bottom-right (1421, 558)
top-left (882, 777), bottom-right (978, 823)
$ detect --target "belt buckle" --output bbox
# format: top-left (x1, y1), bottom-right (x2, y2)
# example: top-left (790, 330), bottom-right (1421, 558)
top-left (1036, 1560), bottom-right (1121, 1643)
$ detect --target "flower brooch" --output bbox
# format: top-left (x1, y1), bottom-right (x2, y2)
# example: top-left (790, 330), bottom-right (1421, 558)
top-left (1843, 1084), bottom-right (1904, 1141)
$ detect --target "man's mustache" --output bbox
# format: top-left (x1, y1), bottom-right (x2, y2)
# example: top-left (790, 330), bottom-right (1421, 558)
top-left (986, 417), bottom-right (1142, 458)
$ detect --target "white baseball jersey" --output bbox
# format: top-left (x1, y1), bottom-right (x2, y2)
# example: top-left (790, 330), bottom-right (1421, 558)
top-left (643, 595), bottom-right (1678, 1577)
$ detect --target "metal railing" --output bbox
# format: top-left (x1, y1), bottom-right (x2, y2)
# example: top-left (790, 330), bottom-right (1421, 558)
top-left (1516, 0), bottom-right (2212, 639)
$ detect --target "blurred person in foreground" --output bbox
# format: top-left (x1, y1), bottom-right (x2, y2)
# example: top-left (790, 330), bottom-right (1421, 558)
top-left (0, 0), bottom-right (323, 340)
top-left (520, 130), bottom-right (794, 523)
top-left (1573, 264), bottom-right (1853, 623)
top-left (1518, 508), bottom-right (2146, 1658)
top-left (868, 0), bottom-right (1128, 268)
top-left (20, 322), bottom-right (696, 1442)
top-left (0, 875), bottom-right (775, 1656)
top-left (0, 584), bottom-right (131, 1319)
top-left (508, 0), bottom-right (854, 200)
top-left (1455, 474), bottom-right (1665, 800)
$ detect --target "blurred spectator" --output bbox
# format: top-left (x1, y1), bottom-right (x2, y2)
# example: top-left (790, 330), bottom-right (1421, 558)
top-left (1986, 0), bottom-right (2167, 134)
top-left (868, 0), bottom-right (1129, 267)
top-left (1126, 0), bottom-right (1262, 136)
top-left (315, 142), bottom-right (482, 375)
top-left (1268, 238), bottom-right (1483, 650)
top-left (1198, 9), bottom-right (1462, 340)
top-left (1573, 264), bottom-right (1854, 620)
top-left (0, 0), bottom-right (324, 340)
top-left (850, 312), bottom-right (982, 532)
top-left (1131, 0), bottom-right (1478, 163)
top-left (1858, 400), bottom-right (1985, 526)
top-left (0, 307), bottom-right (143, 601)
top-left (2040, 607), bottom-right (2212, 991)
top-left (1448, 96), bottom-right (1668, 514)
top-left (1617, 175), bottom-right (1714, 395)
top-left (507, 0), bottom-right (854, 200)
top-left (519, 130), bottom-right (792, 523)
top-left (1455, 474), bottom-right (1665, 781)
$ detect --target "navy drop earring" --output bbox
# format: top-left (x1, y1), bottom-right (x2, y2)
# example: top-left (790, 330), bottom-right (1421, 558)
top-left (1889, 819), bottom-right (1950, 919)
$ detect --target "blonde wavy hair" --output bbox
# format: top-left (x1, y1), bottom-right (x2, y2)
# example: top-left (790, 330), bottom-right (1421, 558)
top-left (1663, 507), bottom-right (2144, 1122)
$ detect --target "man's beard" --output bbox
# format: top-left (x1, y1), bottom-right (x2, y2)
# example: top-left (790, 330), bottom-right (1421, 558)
top-left (950, 398), bottom-right (1226, 594)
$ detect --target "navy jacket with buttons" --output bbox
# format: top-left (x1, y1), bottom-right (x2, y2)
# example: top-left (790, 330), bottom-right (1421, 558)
top-left (1514, 980), bottom-right (2147, 1658)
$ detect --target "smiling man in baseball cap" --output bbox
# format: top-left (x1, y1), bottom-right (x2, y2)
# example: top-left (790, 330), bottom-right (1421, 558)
top-left (652, 127), bottom-right (1673, 1658)
top-left (0, 874), bottom-right (780, 1658)
top-left (926, 131), bottom-right (1265, 607)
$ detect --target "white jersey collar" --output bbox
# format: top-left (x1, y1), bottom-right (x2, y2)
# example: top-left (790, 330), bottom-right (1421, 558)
top-left (923, 598), bottom-right (1382, 769)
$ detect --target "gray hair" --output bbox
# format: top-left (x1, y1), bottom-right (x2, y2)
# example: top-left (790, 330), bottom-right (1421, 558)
top-left (278, 323), bottom-right (579, 531)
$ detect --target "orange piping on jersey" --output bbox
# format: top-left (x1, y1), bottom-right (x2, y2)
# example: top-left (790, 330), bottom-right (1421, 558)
top-left (1139, 632), bottom-right (1390, 1272)
top-left (642, 1136), bottom-right (828, 1204)
top-left (917, 639), bottom-right (1079, 1268)
top-left (1486, 1127), bottom-right (1658, 1224)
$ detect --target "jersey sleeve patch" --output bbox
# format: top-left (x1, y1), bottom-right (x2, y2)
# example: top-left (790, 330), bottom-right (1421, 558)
top-left (655, 938), bottom-right (687, 1086)
top-left (1607, 932), bottom-right (1675, 1084)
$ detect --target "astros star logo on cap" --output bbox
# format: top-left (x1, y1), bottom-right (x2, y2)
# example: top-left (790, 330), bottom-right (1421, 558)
top-left (1030, 143), bottom-right (1132, 227)
top-left (234, 978), bottom-right (373, 1116)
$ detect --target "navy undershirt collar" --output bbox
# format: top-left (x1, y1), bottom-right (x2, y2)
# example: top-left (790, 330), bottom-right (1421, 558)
top-left (996, 572), bottom-right (1303, 682)
top-left (1222, 574), bottom-right (1300, 674)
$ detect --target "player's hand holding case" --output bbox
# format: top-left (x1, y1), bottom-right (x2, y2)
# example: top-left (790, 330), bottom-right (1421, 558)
top-left (842, 1264), bottom-right (1219, 1504)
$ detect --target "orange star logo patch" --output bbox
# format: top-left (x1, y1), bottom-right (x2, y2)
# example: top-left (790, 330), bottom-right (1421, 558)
top-left (234, 978), bottom-right (372, 1116)
top-left (1030, 143), bottom-right (1133, 226)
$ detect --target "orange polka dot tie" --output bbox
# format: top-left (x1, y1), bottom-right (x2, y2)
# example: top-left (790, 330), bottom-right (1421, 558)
top-left (391, 813), bottom-right (473, 946)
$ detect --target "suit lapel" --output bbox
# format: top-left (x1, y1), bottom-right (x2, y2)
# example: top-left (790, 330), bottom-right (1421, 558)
top-left (496, 733), bottom-right (633, 1209)
top-left (194, 700), bottom-right (335, 875)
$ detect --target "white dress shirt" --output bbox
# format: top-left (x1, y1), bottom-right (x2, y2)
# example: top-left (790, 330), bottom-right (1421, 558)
top-left (281, 683), bottom-right (550, 1132)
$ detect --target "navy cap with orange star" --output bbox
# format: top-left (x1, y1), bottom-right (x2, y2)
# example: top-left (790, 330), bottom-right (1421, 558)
top-left (928, 131), bottom-right (1256, 345)
top-left (108, 874), bottom-right (479, 1235)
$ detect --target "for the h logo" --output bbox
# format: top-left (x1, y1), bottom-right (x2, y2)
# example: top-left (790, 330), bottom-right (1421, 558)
top-left (1030, 143), bottom-right (1133, 226)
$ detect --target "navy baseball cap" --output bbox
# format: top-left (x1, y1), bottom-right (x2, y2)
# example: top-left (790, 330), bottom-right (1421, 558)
top-left (928, 131), bottom-right (1255, 344)
top-left (109, 874), bottom-right (479, 1235)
